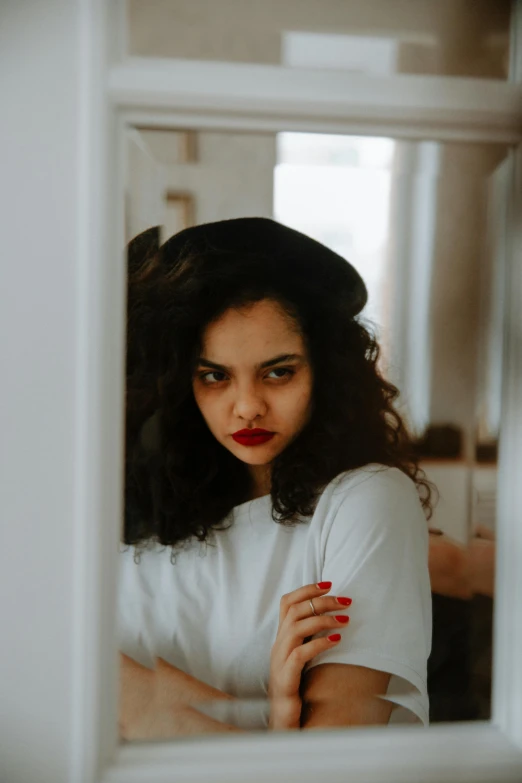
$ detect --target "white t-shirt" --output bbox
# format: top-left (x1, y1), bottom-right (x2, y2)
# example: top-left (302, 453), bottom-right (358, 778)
top-left (119, 463), bottom-right (432, 727)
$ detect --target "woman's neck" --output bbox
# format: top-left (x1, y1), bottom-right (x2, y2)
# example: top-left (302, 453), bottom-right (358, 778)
top-left (248, 464), bottom-right (271, 499)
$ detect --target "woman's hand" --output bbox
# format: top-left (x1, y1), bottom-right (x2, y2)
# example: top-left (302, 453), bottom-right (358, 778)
top-left (119, 654), bottom-right (240, 740)
top-left (268, 581), bottom-right (351, 730)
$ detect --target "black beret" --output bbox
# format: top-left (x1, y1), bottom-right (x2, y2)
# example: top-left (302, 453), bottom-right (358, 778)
top-left (129, 217), bottom-right (367, 316)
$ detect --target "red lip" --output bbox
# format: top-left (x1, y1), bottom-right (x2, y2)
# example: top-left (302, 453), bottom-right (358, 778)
top-left (232, 428), bottom-right (275, 446)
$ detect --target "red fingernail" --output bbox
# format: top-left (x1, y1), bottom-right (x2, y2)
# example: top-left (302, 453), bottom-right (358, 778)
top-left (335, 615), bottom-right (350, 624)
top-left (328, 634), bottom-right (341, 642)
top-left (337, 597), bottom-right (352, 606)
top-left (317, 581), bottom-right (332, 590)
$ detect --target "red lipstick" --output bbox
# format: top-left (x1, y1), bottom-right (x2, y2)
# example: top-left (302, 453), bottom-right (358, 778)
top-left (232, 428), bottom-right (275, 446)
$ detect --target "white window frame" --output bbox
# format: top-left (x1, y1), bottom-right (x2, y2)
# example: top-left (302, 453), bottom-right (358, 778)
top-left (2, 1), bottom-right (522, 782)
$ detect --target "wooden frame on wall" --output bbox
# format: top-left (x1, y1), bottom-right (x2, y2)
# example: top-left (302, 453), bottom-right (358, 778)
top-left (3, 1), bottom-right (522, 782)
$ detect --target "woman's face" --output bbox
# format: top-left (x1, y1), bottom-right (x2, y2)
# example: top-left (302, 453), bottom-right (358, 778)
top-left (192, 298), bottom-right (313, 472)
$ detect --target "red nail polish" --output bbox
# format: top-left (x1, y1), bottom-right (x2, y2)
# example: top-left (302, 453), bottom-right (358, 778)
top-left (335, 615), bottom-right (350, 624)
top-left (337, 597), bottom-right (352, 606)
top-left (317, 581), bottom-right (332, 590)
top-left (328, 633), bottom-right (341, 642)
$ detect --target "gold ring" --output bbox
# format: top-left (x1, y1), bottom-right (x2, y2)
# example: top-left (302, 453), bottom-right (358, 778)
top-left (309, 598), bottom-right (317, 617)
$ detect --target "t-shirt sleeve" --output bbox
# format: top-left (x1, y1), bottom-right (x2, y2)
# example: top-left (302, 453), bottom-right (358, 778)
top-left (118, 545), bottom-right (158, 669)
top-left (304, 467), bottom-right (432, 725)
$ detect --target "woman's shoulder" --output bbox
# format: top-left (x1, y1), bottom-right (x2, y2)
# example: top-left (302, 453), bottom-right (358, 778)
top-left (309, 465), bottom-right (427, 551)
top-left (328, 463), bottom-right (417, 499)
top-left (318, 464), bottom-right (425, 531)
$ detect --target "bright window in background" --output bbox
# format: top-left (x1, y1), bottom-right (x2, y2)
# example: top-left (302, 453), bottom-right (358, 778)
top-left (273, 133), bottom-right (395, 336)
top-left (282, 32), bottom-right (399, 74)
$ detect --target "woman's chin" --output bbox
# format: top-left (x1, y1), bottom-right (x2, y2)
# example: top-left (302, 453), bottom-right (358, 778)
top-left (228, 443), bottom-right (282, 466)
top-left (234, 452), bottom-right (274, 466)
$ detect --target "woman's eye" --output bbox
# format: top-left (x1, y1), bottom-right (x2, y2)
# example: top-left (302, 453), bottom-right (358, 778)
top-left (198, 368), bottom-right (295, 384)
top-left (200, 371), bottom-right (227, 384)
top-left (266, 367), bottom-right (294, 380)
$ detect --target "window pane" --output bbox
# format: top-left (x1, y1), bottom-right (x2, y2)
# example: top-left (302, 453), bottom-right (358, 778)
top-left (127, 0), bottom-right (511, 79)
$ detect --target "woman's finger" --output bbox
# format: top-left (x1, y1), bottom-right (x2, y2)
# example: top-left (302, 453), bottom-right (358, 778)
top-left (278, 581), bottom-right (333, 623)
top-left (271, 632), bottom-right (344, 698)
top-left (284, 595), bottom-right (352, 625)
top-left (277, 614), bottom-right (350, 660)
top-left (288, 633), bottom-right (343, 669)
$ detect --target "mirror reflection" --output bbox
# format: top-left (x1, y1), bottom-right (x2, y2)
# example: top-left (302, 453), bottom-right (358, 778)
top-left (119, 128), bottom-right (508, 740)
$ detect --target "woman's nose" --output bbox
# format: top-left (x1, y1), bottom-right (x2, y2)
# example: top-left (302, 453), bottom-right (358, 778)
top-left (232, 385), bottom-right (267, 421)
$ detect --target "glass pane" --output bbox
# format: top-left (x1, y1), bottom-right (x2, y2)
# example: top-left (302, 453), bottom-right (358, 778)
top-left (121, 126), bottom-right (509, 741)
top-left (127, 0), bottom-right (511, 79)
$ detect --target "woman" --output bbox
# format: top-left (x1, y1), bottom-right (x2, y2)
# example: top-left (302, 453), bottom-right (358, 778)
top-left (120, 217), bottom-right (433, 738)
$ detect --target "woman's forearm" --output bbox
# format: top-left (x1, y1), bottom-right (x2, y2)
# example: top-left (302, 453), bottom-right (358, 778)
top-left (119, 653), bottom-right (240, 739)
top-left (122, 702), bottom-right (245, 739)
top-left (155, 657), bottom-right (236, 704)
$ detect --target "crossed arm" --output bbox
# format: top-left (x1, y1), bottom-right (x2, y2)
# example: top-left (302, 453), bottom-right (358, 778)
top-left (119, 654), bottom-right (240, 738)
top-left (119, 654), bottom-right (392, 739)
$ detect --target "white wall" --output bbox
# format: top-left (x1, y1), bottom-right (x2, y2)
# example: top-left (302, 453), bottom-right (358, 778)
top-left (128, 130), bottom-right (276, 235)
top-left (428, 144), bottom-right (508, 456)
top-left (162, 131), bottom-right (276, 226)
top-left (126, 130), bottom-right (164, 240)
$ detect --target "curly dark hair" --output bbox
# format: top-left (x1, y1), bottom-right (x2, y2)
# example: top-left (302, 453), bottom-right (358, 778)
top-left (124, 222), bottom-right (434, 548)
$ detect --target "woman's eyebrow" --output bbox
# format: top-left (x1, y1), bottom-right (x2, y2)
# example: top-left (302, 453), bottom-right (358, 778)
top-left (258, 353), bottom-right (304, 369)
top-left (197, 353), bottom-right (304, 372)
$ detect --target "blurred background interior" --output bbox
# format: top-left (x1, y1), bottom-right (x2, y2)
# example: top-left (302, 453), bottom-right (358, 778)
top-left (123, 0), bottom-right (513, 725)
